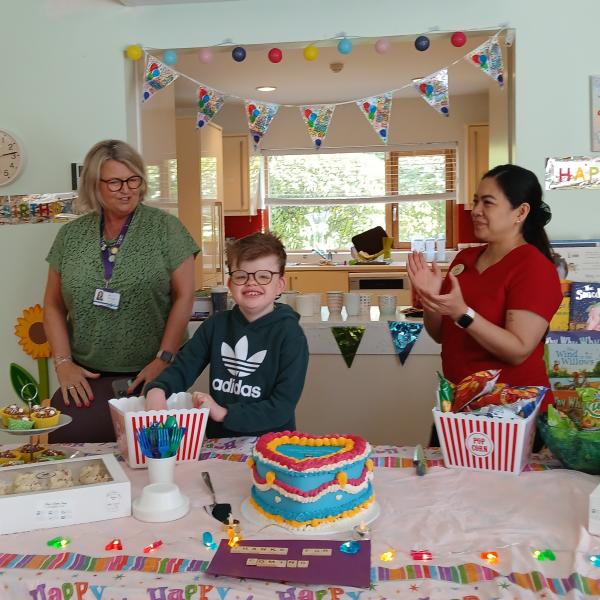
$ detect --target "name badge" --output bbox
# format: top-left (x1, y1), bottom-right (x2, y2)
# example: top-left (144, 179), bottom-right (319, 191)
top-left (93, 288), bottom-right (121, 310)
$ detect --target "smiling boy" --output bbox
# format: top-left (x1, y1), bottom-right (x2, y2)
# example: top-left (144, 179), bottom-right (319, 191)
top-left (145, 232), bottom-right (309, 438)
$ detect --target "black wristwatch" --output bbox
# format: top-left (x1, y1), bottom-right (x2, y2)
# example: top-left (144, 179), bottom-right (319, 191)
top-left (455, 307), bottom-right (475, 329)
top-left (156, 350), bottom-right (175, 364)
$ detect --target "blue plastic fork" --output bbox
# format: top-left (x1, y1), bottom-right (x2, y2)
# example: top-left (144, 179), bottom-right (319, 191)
top-left (136, 430), bottom-right (155, 458)
top-left (157, 427), bottom-right (170, 458)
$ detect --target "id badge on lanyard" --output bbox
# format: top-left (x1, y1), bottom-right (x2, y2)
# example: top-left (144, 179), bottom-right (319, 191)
top-left (94, 212), bottom-right (133, 311)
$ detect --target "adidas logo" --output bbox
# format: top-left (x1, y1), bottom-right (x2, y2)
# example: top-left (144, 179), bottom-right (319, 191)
top-left (221, 336), bottom-right (266, 378)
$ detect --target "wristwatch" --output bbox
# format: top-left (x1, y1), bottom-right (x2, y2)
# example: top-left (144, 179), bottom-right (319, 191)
top-left (156, 350), bottom-right (175, 364)
top-left (455, 307), bottom-right (475, 329)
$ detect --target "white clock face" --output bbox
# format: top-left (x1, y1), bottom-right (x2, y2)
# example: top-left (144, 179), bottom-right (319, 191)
top-left (0, 130), bottom-right (23, 186)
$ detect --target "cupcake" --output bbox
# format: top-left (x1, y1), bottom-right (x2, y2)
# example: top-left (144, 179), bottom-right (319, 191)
top-left (2, 404), bottom-right (29, 426)
top-left (38, 448), bottom-right (66, 461)
top-left (0, 460), bottom-right (25, 468)
top-left (30, 406), bottom-right (60, 429)
top-left (7, 415), bottom-right (34, 431)
top-left (0, 450), bottom-right (21, 465)
top-left (17, 443), bottom-right (46, 462)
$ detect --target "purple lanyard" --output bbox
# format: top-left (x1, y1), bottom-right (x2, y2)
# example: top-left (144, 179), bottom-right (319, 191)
top-left (100, 211), bottom-right (134, 286)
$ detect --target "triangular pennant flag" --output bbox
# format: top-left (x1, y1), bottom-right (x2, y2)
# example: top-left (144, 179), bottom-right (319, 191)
top-left (299, 104), bottom-right (335, 149)
top-left (331, 326), bottom-right (365, 368)
top-left (142, 56), bottom-right (179, 103)
top-left (246, 101), bottom-right (279, 148)
top-left (414, 69), bottom-right (449, 117)
top-left (466, 36), bottom-right (504, 87)
top-left (387, 321), bottom-right (423, 365)
top-left (356, 93), bottom-right (392, 143)
top-left (196, 85), bottom-right (225, 129)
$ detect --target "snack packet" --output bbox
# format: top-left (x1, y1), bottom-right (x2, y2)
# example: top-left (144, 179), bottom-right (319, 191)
top-left (546, 404), bottom-right (578, 435)
top-left (436, 371), bottom-right (454, 412)
top-left (468, 385), bottom-right (547, 412)
top-left (575, 387), bottom-right (600, 429)
top-left (452, 370), bottom-right (500, 412)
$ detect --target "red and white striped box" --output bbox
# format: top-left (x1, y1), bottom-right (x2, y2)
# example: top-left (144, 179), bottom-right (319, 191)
top-left (109, 393), bottom-right (209, 469)
top-left (432, 403), bottom-right (541, 475)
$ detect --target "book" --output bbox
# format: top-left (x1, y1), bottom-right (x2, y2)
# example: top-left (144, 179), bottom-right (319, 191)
top-left (569, 282), bottom-right (600, 330)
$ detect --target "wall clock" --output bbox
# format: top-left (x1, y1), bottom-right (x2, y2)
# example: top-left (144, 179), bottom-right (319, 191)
top-left (0, 129), bottom-right (24, 186)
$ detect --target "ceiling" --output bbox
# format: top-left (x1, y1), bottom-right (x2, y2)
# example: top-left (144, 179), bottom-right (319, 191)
top-left (158, 32), bottom-right (506, 110)
top-left (119, 0), bottom-right (241, 5)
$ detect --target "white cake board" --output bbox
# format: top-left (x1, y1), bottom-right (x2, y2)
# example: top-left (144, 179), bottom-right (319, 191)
top-left (241, 497), bottom-right (380, 536)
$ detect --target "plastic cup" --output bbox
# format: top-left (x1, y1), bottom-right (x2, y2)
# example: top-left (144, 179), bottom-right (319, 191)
top-left (146, 455), bottom-right (176, 484)
top-left (344, 293), bottom-right (361, 316)
top-left (327, 291), bottom-right (344, 313)
top-left (295, 295), bottom-right (314, 317)
top-left (211, 286), bottom-right (228, 314)
top-left (378, 295), bottom-right (397, 316)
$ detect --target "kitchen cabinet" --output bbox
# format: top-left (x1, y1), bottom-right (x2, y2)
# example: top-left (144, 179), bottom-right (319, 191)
top-left (175, 117), bottom-right (225, 288)
top-left (285, 270), bottom-right (348, 303)
top-left (223, 134), bottom-right (260, 215)
top-left (466, 123), bottom-right (489, 209)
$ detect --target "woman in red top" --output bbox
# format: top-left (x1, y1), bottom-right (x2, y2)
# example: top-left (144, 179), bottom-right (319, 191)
top-left (408, 165), bottom-right (562, 440)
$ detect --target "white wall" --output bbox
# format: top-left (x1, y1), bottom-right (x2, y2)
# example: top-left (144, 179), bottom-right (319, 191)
top-left (1, 0), bottom-right (599, 407)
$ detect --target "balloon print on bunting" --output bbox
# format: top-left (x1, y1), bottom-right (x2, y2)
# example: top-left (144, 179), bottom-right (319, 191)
top-left (196, 85), bottom-right (225, 129)
top-left (299, 104), bottom-right (335, 149)
top-left (142, 57), bottom-right (179, 103)
top-left (245, 101), bottom-right (279, 148)
top-left (355, 92), bottom-right (392, 143)
top-left (466, 36), bottom-right (504, 87)
top-left (414, 68), bottom-right (449, 117)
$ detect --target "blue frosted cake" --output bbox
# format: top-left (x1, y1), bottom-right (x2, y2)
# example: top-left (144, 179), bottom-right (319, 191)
top-left (248, 431), bottom-right (374, 530)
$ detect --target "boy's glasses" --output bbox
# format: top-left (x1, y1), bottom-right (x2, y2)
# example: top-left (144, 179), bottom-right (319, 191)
top-left (100, 176), bottom-right (143, 192)
top-left (229, 270), bottom-right (280, 285)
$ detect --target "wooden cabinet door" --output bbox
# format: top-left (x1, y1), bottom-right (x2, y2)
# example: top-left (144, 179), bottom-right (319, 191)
top-left (287, 271), bottom-right (348, 303)
top-left (223, 134), bottom-right (250, 214)
top-left (466, 124), bottom-right (489, 209)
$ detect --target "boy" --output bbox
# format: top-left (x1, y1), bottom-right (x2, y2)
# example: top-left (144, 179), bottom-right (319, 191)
top-left (145, 232), bottom-right (309, 438)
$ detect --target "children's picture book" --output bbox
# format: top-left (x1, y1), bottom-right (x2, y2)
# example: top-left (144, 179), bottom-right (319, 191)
top-left (569, 282), bottom-right (600, 330)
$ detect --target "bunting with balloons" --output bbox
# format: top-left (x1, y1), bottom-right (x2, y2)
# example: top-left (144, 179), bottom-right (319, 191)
top-left (299, 105), bottom-right (335, 149)
top-left (356, 93), bottom-right (392, 143)
top-left (196, 85), bottom-right (225, 129)
top-left (142, 57), bottom-right (178, 103)
top-left (414, 69), bottom-right (449, 117)
top-left (245, 101), bottom-right (279, 148)
top-left (466, 36), bottom-right (504, 88)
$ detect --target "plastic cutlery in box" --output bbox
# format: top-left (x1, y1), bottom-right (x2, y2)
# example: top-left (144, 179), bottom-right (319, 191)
top-left (109, 393), bottom-right (209, 468)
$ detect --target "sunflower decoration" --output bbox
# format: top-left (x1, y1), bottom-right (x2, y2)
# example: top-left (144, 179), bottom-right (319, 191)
top-left (12, 304), bottom-right (51, 404)
top-left (15, 305), bottom-right (50, 359)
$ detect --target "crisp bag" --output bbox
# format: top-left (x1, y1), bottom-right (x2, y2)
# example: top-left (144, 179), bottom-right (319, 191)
top-left (452, 369), bottom-right (500, 412)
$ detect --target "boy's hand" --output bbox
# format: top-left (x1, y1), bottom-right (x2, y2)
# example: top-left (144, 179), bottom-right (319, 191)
top-left (145, 388), bottom-right (168, 411)
top-left (192, 391), bottom-right (227, 422)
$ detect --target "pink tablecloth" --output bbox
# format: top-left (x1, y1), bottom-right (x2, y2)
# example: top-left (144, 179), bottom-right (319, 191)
top-left (0, 438), bottom-right (598, 600)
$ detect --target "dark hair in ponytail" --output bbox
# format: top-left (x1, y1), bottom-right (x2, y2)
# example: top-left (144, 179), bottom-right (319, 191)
top-left (482, 164), bottom-right (553, 262)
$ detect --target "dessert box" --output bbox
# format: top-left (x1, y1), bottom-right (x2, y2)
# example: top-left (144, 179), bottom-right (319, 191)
top-left (0, 454), bottom-right (131, 535)
top-left (109, 393), bottom-right (209, 469)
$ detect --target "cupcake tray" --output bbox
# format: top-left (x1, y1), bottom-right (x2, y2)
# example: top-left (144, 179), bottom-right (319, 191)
top-left (0, 414), bottom-right (72, 436)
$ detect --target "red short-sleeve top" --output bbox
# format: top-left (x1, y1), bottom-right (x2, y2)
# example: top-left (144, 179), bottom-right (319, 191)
top-left (440, 244), bottom-right (562, 409)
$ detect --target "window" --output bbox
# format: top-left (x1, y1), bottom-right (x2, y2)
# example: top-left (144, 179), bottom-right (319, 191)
top-left (145, 159), bottom-right (178, 216)
top-left (266, 146), bottom-right (456, 251)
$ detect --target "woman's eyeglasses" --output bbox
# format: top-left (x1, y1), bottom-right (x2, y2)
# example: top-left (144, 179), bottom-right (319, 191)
top-left (100, 176), bottom-right (143, 192)
top-left (229, 270), bottom-right (280, 285)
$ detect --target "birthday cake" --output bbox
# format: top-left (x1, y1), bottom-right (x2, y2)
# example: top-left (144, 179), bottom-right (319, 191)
top-left (247, 431), bottom-right (374, 530)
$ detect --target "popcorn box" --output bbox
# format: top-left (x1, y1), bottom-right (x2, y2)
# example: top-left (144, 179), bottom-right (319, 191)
top-left (432, 402), bottom-right (541, 475)
top-left (109, 393), bottom-right (209, 469)
top-left (0, 454), bottom-right (131, 535)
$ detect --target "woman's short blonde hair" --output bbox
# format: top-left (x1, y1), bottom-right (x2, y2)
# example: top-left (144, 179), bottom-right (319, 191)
top-left (77, 140), bottom-right (147, 213)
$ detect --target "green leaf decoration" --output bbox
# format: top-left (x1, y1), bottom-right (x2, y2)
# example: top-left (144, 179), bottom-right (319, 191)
top-left (9, 363), bottom-right (40, 405)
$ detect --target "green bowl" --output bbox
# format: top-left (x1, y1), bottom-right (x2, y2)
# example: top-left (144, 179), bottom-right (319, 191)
top-left (537, 415), bottom-right (600, 475)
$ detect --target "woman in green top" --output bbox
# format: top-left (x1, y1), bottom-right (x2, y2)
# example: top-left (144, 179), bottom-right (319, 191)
top-left (44, 140), bottom-right (199, 442)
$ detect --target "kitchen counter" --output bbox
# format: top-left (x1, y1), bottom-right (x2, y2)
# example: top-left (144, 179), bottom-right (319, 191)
top-left (286, 261), bottom-right (451, 271)
top-left (188, 308), bottom-right (441, 446)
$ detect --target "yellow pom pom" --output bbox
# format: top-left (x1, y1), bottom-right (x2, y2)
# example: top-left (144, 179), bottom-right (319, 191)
top-left (336, 472), bottom-right (348, 487)
top-left (322, 438), bottom-right (331, 446)
top-left (247, 458), bottom-right (255, 469)
top-left (303, 45), bottom-right (318, 61)
top-left (315, 439), bottom-right (323, 447)
top-left (265, 471), bottom-right (275, 485)
top-left (126, 44), bottom-right (143, 61)
top-left (289, 435), bottom-right (300, 444)
top-left (366, 459), bottom-right (374, 471)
